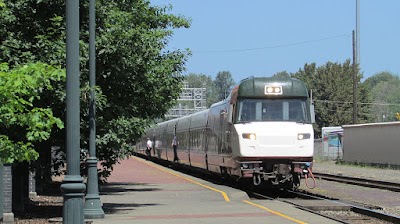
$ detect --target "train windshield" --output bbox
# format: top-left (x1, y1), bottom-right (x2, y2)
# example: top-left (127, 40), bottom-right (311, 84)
top-left (236, 98), bottom-right (309, 123)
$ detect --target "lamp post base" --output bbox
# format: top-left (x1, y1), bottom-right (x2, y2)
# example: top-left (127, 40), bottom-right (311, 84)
top-left (61, 175), bottom-right (86, 224)
top-left (84, 157), bottom-right (105, 219)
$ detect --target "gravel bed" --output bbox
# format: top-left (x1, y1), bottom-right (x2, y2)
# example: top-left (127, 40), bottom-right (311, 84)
top-left (312, 160), bottom-right (400, 183)
top-left (301, 160), bottom-right (400, 218)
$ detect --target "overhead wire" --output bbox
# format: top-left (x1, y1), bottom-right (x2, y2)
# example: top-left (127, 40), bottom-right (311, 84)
top-left (314, 100), bottom-right (400, 117)
top-left (193, 33), bottom-right (350, 53)
top-left (314, 99), bottom-right (400, 106)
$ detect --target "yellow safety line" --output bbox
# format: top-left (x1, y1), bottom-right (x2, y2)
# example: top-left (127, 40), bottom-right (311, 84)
top-left (134, 157), bottom-right (230, 202)
top-left (242, 200), bottom-right (307, 224)
top-left (167, 159), bottom-right (204, 168)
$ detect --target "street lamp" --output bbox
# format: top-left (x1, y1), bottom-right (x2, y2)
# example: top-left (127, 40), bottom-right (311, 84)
top-left (84, 0), bottom-right (105, 218)
top-left (61, 0), bottom-right (86, 223)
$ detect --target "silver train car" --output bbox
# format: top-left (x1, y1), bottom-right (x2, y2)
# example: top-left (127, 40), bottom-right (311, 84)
top-left (137, 76), bottom-right (315, 189)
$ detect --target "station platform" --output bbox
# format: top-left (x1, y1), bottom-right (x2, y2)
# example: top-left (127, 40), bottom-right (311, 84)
top-left (89, 156), bottom-right (339, 224)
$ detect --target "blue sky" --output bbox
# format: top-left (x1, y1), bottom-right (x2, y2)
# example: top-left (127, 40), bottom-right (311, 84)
top-left (151, 1), bottom-right (400, 83)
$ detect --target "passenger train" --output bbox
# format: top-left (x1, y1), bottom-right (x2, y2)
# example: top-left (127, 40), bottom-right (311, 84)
top-left (136, 76), bottom-right (316, 189)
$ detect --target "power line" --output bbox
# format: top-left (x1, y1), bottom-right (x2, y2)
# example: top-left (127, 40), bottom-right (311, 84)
top-left (322, 108), bottom-right (374, 116)
top-left (194, 33), bottom-right (350, 53)
top-left (315, 99), bottom-right (400, 106)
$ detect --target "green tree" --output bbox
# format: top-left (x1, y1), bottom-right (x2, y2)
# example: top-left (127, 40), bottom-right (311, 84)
top-left (292, 60), bottom-right (371, 137)
top-left (0, 63), bottom-right (64, 163)
top-left (184, 73), bottom-right (212, 89)
top-left (363, 72), bottom-right (400, 122)
top-left (214, 71), bottom-right (236, 102)
top-left (273, 71), bottom-right (291, 78)
top-left (363, 71), bottom-right (398, 90)
top-left (184, 73), bottom-right (215, 107)
top-left (0, 0), bottom-right (191, 181)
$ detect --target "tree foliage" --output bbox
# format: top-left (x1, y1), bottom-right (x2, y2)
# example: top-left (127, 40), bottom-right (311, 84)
top-left (0, 0), bottom-right (191, 181)
top-left (184, 73), bottom-right (215, 107)
top-left (363, 72), bottom-right (400, 122)
top-left (291, 60), bottom-right (370, 137)
top-left (273, 71), bottom-right (291, 78)
top-left (0, 63), bottom-right (64, 163)
top-left (182, 72), bottom-right (237, 108)
top-left (214, 71), bottom-right (236, 102)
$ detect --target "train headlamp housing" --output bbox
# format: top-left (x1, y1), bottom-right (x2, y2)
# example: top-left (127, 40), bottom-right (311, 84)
top-left (297, 133), bottom-right (311, 140)
top-left (242, 133), bottom-right (256, 140)
top-left (265, 85), bottom-right (282, 95)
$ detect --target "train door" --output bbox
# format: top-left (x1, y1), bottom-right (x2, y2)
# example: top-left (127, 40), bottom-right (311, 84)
top-left (218, 105), bottom-right (225, 154)
top-left (219, 105), bottom-right (229, 154)
top-left (226, 103), bottom-right (234, 153)
top-left (162, 128), bottom-right (167, 160)
top-left (219, 103), bottom-right (232, 154)
top-left (204, 119), bottom-right (209, 170)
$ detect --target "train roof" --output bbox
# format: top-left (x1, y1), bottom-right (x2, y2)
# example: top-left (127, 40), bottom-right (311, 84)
top-left (189, 109), bottom-right (209, 129)
top-left (238, 76), bottom-right (308, 98)
top-left (154, 109), bottom-right (210, 133)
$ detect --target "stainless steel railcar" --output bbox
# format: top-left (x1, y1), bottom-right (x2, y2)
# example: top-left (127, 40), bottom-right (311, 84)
top-left (137, 76), bottom-right (315, 189)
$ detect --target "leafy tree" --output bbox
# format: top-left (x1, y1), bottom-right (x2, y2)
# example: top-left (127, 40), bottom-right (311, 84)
top-left (273, 71), bottom-right (291, 78)
top-left (184, 73), bottom-right (215, 107)
top-left (363, 72), bottom-right (400, 122)
top-left (0, 0), bottom-right (191, 182)
top-left (184, 73), bottom-right (211, 89)
top-left (363, 71), bottom-right (398, 90)
top-left (214, 71), bottom-right (235, 102)
top-left (0, 63), bottom-right (64, 164)
top-left (292, 60), bottom-right (371, 137)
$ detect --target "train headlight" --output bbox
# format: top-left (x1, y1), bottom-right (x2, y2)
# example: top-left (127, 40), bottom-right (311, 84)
top-left (242, 133), bottom-right (256, 140)
top-left (298, 133), bottom-right (311, 140)
top-left (265, 85), bottom-right (283, 95)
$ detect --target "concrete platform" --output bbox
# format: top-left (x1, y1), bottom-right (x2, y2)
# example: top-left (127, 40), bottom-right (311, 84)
top-left (284, 199), bottom-right (352, 211)
top-left (88, 156), bottom-right (341, 224)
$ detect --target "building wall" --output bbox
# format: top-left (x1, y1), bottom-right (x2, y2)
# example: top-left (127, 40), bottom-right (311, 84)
top-left (342, 122), bottom-right (400, 165)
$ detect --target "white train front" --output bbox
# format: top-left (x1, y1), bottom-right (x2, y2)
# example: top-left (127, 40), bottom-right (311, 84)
top-left (137, 76), bottom-right (315, 189)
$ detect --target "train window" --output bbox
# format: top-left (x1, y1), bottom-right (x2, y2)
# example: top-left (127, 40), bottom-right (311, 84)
top-left (263, 101), bottom-right (282, 121)
top-left (289, 101), bottom-right (305, 121)
top-left (236, 98), bottom-right (309, 123)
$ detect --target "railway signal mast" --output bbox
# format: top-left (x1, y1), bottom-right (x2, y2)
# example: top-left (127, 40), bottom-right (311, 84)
top-left (166, 82), bottom-right (207, 118)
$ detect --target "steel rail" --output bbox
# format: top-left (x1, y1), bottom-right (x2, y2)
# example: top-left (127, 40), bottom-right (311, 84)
top-left (289, 190), bottom-right (400, 224)
top-left (313, 172), bottom-right (400, 192)
top-left (250, 191), bottom-right (349, 223)
top-left (249, 190), bottom-right (400, 223)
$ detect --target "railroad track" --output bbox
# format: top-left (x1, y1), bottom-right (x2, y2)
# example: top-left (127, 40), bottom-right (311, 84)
top-left (312, 172), bottom-right (400, 192)
top-left (249, 190), bottom-right (400, 224)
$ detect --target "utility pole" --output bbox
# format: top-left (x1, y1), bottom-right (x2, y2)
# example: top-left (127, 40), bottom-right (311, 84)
top-left (352, 0), bottom-right (360, 124)
top-left (356, 0), bottom-right (360, 65)
top-left (352, 30), bottom-right (357, 124)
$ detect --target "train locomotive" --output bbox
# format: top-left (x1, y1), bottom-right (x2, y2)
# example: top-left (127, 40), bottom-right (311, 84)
top-left (137, 76), bottom-right (315, 189)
